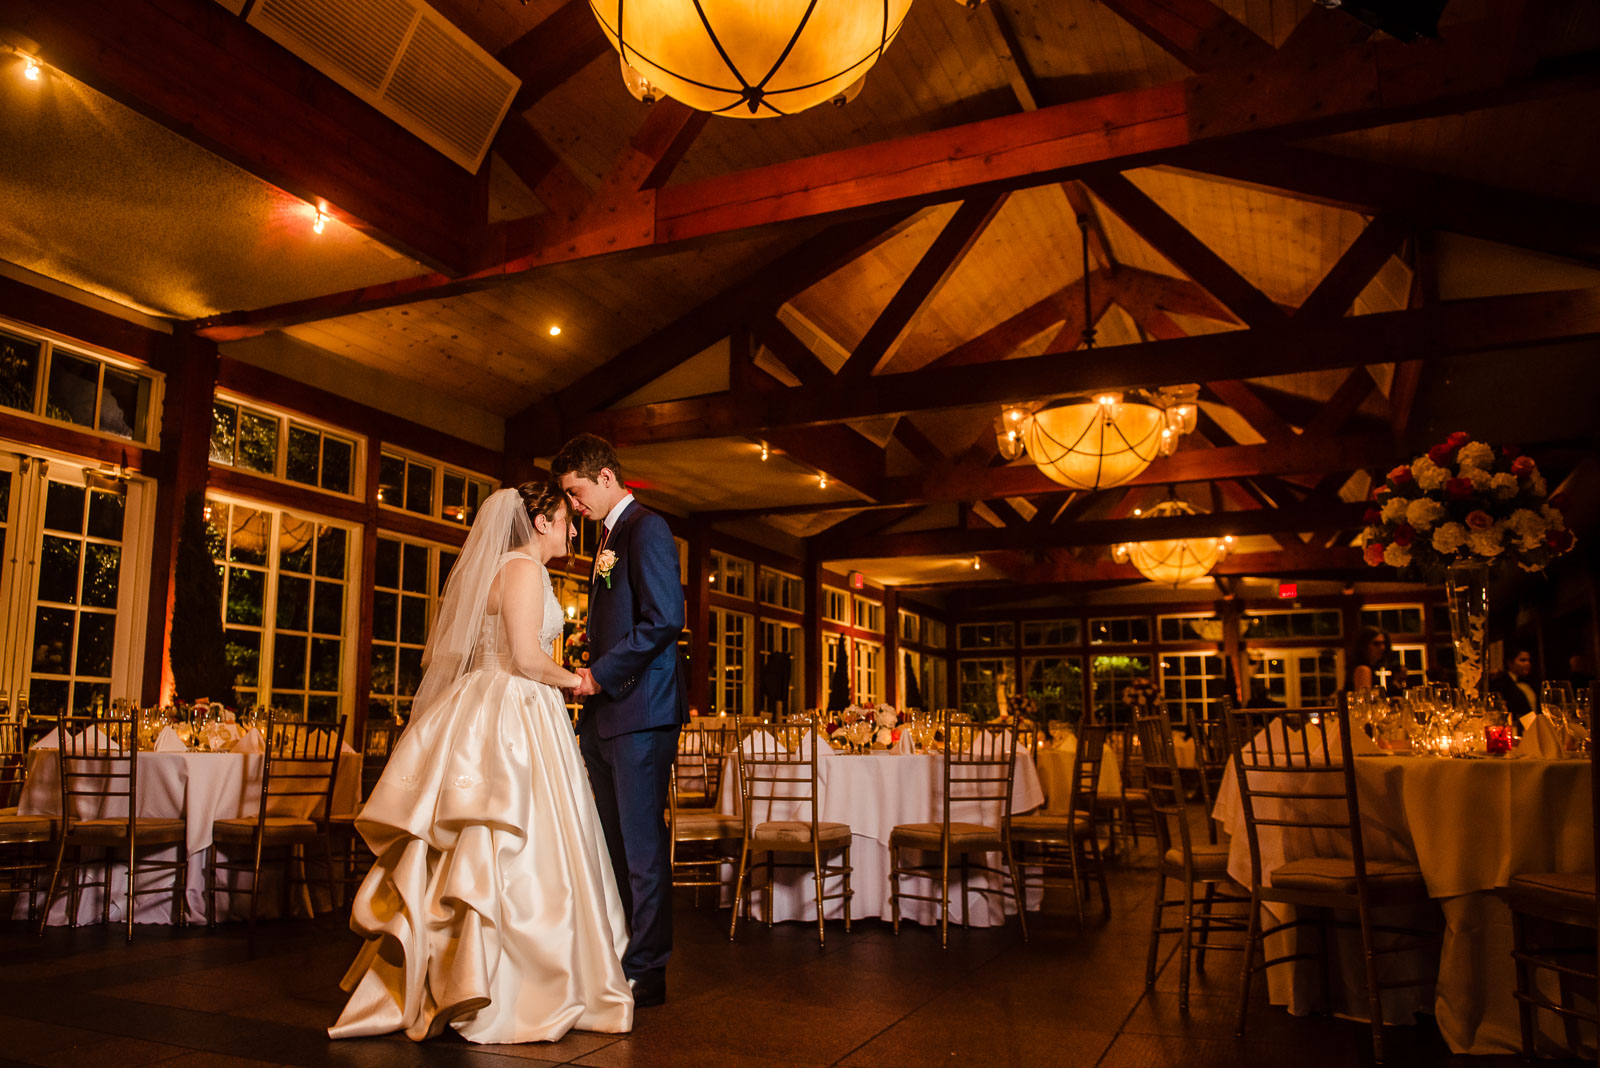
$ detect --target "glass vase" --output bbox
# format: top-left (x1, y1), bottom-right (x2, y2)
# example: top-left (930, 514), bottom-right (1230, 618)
top-left (1445, 561), bottom-right (1490, 698)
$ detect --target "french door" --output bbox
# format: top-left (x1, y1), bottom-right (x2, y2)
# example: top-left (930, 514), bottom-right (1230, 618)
top-left (0, 451), bottom-right (153, 717)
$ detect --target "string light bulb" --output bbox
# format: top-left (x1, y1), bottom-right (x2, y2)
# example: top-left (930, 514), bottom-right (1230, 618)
top-left (24, 57), bottom-right (41, 81)
top-left (565, 604), bottom-right (577, 618)
top-left (972, 556), bottom-right (981, 571)
top-left (818, 472), bottom-right (828, 490)
top-left (760, 441), bottom-right (769, 461)
top-left (312, 208), bottom-right (327, 235)
top-left (548, 325), bottom-right (562, 337)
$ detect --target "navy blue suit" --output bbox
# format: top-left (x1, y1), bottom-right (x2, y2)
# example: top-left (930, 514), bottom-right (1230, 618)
top-left (577, 500), bottom-right (687, 987)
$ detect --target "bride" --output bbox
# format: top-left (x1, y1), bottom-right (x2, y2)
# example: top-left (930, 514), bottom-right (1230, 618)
top-left (330, 483), bottom-right (633, 1043)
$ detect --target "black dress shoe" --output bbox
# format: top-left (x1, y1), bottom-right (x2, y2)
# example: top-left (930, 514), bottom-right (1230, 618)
top-left (629, 976), bottom-right (666, 1007)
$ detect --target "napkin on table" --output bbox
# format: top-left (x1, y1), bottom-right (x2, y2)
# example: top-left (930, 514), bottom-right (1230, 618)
top-left (1516, 714), bottom-right (1562, 759)
top-left (154, 726), bottom-right (187, 752)
top-left (28, 728), bottom-right (59, 750)
top-left (891, 730), bottom-right (915, 754)
top-left (232, 727), bottom-right (265, 753)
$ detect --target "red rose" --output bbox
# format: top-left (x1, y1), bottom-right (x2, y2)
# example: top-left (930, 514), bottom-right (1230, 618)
top-left (1428, 443), bottom-right (1454, 465)
top-left (1363, 542), bottom-right (1386, 566)
top-left (1391, 524), bottom-right (1416, 547)
top-left (1502, 444), bottom-right (1522, 459)
top-left (1387, 465), bottom-right (1413, 485)
top-left (1372, 485), bottom-right (1390, 500)
top-left (1446, 478), bottom-right (1475, 500)
top-left (1363, 507), bottom-right (1381, 524)
top-left (1510, 455), bottom-right (1535, 477)
top-left (1464, 510), bottom-right (1494, 531)
top-left (1446, 431), bottom-right (1471, 448)
top-left (1547, 529), bottom-right (1575, 553)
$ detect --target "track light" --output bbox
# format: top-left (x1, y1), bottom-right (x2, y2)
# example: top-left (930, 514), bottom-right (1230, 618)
top-left (818, 472), bottom-right (828, 489)
top-left (760, 441), bottom-right (769, 461)
top-left (312, 208), bottom-right (328, 235)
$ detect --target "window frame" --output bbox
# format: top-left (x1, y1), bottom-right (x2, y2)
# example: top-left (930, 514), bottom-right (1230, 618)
top-left (212, 392), bottom-right (362, 499)
top-left (376, 443), bottom-right (496, 525)
top-left (0, 317), bottom-right (165, 448)
top-left (368, 531), bottom-right (460, 725)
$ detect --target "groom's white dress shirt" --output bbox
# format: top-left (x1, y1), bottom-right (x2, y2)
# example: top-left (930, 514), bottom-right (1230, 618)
top-left (602, 493), bottom-right (635, 535)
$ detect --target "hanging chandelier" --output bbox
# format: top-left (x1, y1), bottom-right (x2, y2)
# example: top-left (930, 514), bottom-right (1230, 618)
top-left (991, 215), bottom-right (1199, 489)
top-left (591, 1), bottom-right (913, 117)
top-left (1112, 499), bottom-right (1234, 587)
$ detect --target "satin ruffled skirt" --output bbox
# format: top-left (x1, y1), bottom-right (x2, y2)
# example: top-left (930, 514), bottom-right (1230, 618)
top-left (329, 669), bottom-right (634, 1044)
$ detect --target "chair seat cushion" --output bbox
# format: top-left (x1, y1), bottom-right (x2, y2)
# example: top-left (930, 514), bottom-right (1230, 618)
top-left (67, 817), bottom-right (186, 846)
top-left (750, 821), bottom-right (852, 849)
top-left (1163, 841), bottom-right (1232, 878)
top-left (213, 816), bottom-right (319, 843)
top-left (1269, 856), bottom-right (1427, 897)
top-left (889, 822), bottom-right (1000, 851)
top-left (674, 812), bottom-right (742, 840)
top-left (675, 790), bottom-right (711, 807)
top-left (1507, 871), bottom-right (1596, 917)
top-left (0, 812), bottom-right (57, 840)
top-left (1010, 812), bottom-right (1089, 840)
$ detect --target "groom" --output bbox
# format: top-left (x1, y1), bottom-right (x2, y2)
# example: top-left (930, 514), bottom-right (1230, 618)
top-left (553, 433), bottom-right (687, 1008)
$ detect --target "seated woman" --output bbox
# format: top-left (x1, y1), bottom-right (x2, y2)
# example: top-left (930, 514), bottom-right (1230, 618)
top-left (1345, 628), bottom-right (1403, 695)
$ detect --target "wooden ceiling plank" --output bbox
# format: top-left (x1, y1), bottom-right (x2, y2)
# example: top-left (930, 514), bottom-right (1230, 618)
top-left (1304, 367), bottom-right (1378, 440)
top-left (1085, 171), bottom-right (1286, 328)
top-left (754, 317), bottom-right (835, 386)
top-left (840, 194), bottom-right (1009, 379)
top-left (498, 0), bottom-right (612, 111)
top-left (1097, 0), bottom-right (1276, 72)
top-left (1295, 213), bottom-right (1408, 323)
top-left (892, 419), bottom-right (948, 466)
top-left (577, 285), bottom-right (1600, 450)
top-left (976, 1), bottom-right (1043, 112)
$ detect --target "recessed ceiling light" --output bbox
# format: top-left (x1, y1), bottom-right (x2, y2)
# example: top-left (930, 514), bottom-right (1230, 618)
top-left (549, 325), bottom-right (562, 337)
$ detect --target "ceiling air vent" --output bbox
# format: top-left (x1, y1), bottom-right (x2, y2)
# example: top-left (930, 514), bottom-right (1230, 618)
top-left (246, 0), bottom-right (520, 172)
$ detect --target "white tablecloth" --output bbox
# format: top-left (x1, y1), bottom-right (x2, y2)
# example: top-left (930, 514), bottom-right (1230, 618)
top-left (1215, 744), bottom-right (1594, 1054)
top-left (17, 747), bottom-right (362, 925)
top-left (718, 746), bottom-right (1045, 927)
top-left (1035, 741), bottom-right (1121, 814)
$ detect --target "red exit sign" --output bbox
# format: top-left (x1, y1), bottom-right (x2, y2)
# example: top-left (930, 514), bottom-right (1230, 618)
top-left (849, 570), bottom-right (866, 589)
top-left (1277, 582), bottom-right (1298, 600)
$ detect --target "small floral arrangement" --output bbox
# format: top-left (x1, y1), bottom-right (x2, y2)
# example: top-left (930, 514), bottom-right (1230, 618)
top-left (1361, 433), bottom-right (1575, 577)
top-left (595, 549), bottom-right (618, 589)
top-left (832, 702), bottom-right (903, 745)
top-left (1121, 677), bottom-right (1159, 709)
top-left (564, 623), bottom-right (590, 666)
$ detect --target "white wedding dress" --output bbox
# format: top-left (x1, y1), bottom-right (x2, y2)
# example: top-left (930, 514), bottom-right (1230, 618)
top-left (330, 554), bottom-right (633, 1043)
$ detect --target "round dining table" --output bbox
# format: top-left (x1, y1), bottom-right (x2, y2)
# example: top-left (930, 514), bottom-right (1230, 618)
top-left (16, 745), bottom-right (363, 925)
top-left (717, 742), bottom-right (1045, 927)
top-left (1214, 740), bottom-right (1593, 1054)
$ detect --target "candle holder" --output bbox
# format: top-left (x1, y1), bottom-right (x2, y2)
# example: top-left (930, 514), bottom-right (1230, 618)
top-left (1485, 724), bottom-right (1513, 755)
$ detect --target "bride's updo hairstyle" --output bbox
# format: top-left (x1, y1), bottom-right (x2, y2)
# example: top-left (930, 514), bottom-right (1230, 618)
top-left (517, 479), bottom-right (567, 539)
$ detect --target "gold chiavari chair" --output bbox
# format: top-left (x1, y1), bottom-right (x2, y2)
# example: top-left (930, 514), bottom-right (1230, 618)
top-left (0, 717), bottom-right (55, 922)
top-left (1190, 714), bottom-right (1233, 843)
top-left (1097, 715), bottom-right (1157, 856)
top-left (668, 760), bottom-right (743, 906)
top-left (1012, 721), bottom-right (1111, 927)
top-left (327, 717), bottom-right (402, 903)
top-left (674, 721), bottom-right (734, 809)
top-left (1136, 709), bottom-right (1249, 1009)
top-left (1225, 696), bottom-right (1438, 1064)
top-left (889, 715), bottom-right (1028, 948)
top-left (1502, 680), bottom-right (1598, 1058)
top-left (206, 711), bottom-right (346, 947)
top-left (728, 713), bottom-right (853, 947)
top-left (40, 710), bottom-right (188, 939)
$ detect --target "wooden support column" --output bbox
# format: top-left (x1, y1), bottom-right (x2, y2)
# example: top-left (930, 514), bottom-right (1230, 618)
top-left (142, 327), bottom-right (217, 705)
top-left (351, 435), bottom-right (383, 746)
top-left (686, 519), bottom-right (711, 714)
top-left (804, 548), bottom-right (824, 710)
top-left (883, 587), bottom-right (899, 705)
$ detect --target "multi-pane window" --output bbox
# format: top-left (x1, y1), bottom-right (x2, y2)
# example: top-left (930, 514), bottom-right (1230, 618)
top-left (758, 568), bottom-right (803, 612)
top-left (924, 619), bottom-right (947, 649)
top-left (823, 634), bottom-right (848, 707)
top-left (1090, 654), bottom-right (1154, 720)
top-left (707, 608), bottom-right (749, 717)
top-left (709, 553), bottom-right (752, 599)
top-left (760, 621), bottom-right (802, 717)
top-left (208, 498), bottom-right (352, 722)
top-left (1158, 614), bottom-right (1222, 644)
top-left (1250, 650), bottom-right (1342, 707)
top-left (369, 535), bottom-right (458, 725)
top-left (1160, 653), bottom-right (1227, 728)
top-left (853, 640), bottom-right (882, 705)
top-left (958, 622), bottom-right (1015, 650)
top-left (1394, 645), bottom-right (1427, 687)
top-left (899, 609), bottom-right (920, 644)
top-left (28, 481), bottom-right (124, 716)
top-left (211, 399), bottom-right (356, 495)
top-left (1360, 605), bottom-right (1425, 637)
top-left (0, 326), bottom-right (158, 443)
top-left (378, 449), bottom-right (494, 525)
top-left (1088, 617), bottom-right (1152, 645)
top-left (1022, 619), bottom-right (1081, 648)
top-left (958, 658), bottom-right (1010, 719)
top-left (854, 597), bottom-right (884, 634)
top-left (922, 657), bottom-right (948, 711)
top-left (821, 588), bottom-right (850, 625)
top-left (1021, 656), bottom-right (1084, 723)
top-left (1242, 609), bottom-right (1342, 640)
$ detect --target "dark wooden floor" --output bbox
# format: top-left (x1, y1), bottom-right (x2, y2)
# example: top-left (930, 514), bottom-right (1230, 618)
top-left (0, 839), bottom-right (1583, 1068)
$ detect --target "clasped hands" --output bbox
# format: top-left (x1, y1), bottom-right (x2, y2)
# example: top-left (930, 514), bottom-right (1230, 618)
top-left (569, 668), bottom-right (601, 698)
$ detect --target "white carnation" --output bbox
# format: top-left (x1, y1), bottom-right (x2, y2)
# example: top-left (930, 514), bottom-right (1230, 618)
top-left (1531, 474), bottom-right (1548, 497)
top-left (1489, 473), bottom-right (1519, 500)
top-left (1432, 522), bottom-right (1469, 554)
top-left (1380, 497), bottom-right (1408, 524)
top-left (1412, 456), bottom-right (1449, 492)
top-left (1465, 465), bottom-right (1492, 490)
top-left (1457, 442), bottom-right (1494, 470)
top-left (1403, 498), bottom-right (1445, 531)
top-left (1507, 508), bottom-right (1545, 538)
top-left (1382, 543), bottom-right (1412, 567)
top-left (1540, 503), bottom-right (1566, 529)
top-left (1468, 529), bottom-right (1505, 557)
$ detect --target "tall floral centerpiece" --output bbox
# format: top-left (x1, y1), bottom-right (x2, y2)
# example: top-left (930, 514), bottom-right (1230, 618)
top-left (1361, 433), bottom-right (1575, 695)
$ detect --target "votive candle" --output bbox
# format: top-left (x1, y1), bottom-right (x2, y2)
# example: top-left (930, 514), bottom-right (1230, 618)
top-left (1485, 724), bottom-right (1512, 755)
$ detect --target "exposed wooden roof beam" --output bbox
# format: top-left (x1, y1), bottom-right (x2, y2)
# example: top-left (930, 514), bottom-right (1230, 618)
top-left (189, 14), bottom-right (1594, 337)
top-left (497, 0), bottom-right (611, 110)
top-left (493, 116), bottom-right (592, 221)
top-left (916, 545), bottom-right (1366, 593)
top-left (575, 286), bottom-right (1600, 448)
top-left (754, 317), bottom-right (835, 386)
top-left (8, 0), bottom-right (483, 275)
top-left (1295, 213), bottom-right (1408, 322)
top-left (1203, 380), bottom-right (1297, 444)
top-left (1304, 368), bottom-right (1378, 440)
top-left (1097, 0), bottom-right (1275, 72)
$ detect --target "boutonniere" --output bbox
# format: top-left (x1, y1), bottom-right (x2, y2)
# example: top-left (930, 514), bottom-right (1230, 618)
top-left (595, 549), bottom-right (618, 589)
